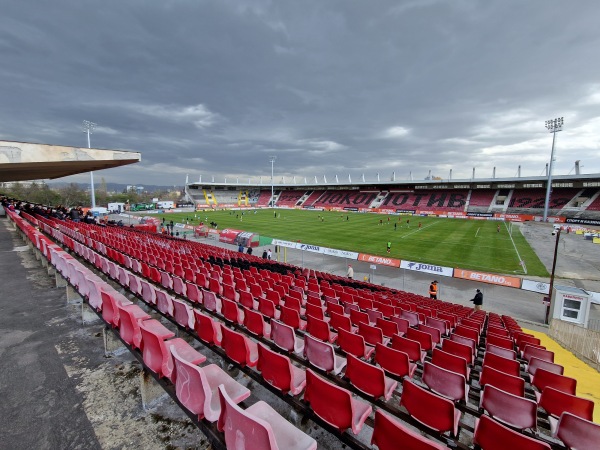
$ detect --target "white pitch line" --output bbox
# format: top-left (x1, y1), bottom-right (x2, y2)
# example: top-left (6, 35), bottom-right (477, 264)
top-left (400, 221), bottom-right (439, 239)
top-left (504, 221), bottom-right (526, 274)
top-left (475, 227), bottom-right (480, 238)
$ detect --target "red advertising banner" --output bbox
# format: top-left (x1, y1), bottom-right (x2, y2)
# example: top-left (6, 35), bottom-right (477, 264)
top-left (453, 268), bottom-right (522, 288)
top-left (357, 253), bottom-right (401, 268)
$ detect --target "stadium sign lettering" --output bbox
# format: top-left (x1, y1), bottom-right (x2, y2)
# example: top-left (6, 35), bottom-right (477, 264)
top-left (453, 269), bottom-right (521, 288)
top-left (357, 254), bottom-right (401, 267)
top-left (467, 212), bottom-right (493, 217)
top-left (322, 248), bottom-right (359, 259)
top-left (566, 218), bottom-right (600, 226)
top-left (272, 239), bottom-right (297, 249)
top-left (296, 243), bottom-right (322, 253)
top-left (400, 260), bottom-right (453, 277)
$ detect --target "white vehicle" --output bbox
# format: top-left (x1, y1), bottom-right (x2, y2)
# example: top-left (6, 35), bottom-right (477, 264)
top-left (156, 201), bottom-right (175, 209)
top-left (107, 202), bottom-right (126, 213)
top-left (90, 206), bottom-right (108, 216)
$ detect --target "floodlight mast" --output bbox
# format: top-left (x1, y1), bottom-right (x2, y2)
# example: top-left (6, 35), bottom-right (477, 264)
top-left (83, 120), bottom-right (97, 208)
top-left (269, 156), bottom-right (276, 208)
top-left (543, 117), bottom-right (564, 222)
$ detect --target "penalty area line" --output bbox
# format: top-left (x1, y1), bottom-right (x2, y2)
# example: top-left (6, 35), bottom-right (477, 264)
top-left (504, 221), bottom-right (526, 275)
top-left (400, 221), bottom-right (439, 239)
top-left (475, 227), bottom-right (480, 238)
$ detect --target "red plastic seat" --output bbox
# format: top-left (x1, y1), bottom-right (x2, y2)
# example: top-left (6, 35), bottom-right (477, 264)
top-left (138, 319), bottom-right (206, 380)
top-left (337, 327), bottom-right (375, 360)
top-left (538, 387), bottom-right (595, 434)
top-left (170, 347), bottom-right (250, 422)
top-left (221, 283), bottom-right (238, 302)
top-left (400, 379), bottom-right (461, 437)
top-left (344, 354), bottom-right (397, 400)
top-left (172, 298), bottom-right (195, 329)
top-left (243, 306), bottom-right (271, 338)
top-left (304, 369), bottom-right (372, 435)
top-left (350, 308), bottom-right (371, 326)
top-left (389, 316), bottom-right (410, 336)
top-left (486, 343), bottom-right (517, 360)
top-left (527, 357), bottom-right (563, 381)
top-left (400, 310), bottom-right (420, 327)
top-left (304, 334), bottom-right (346, 375)
top-left (523, 345), bottom-right (554, 364)
top-left (454, 324), bottom-right (479, 344)
top-left (479, 365), bottom-right (525, 397)
top-left (375, 317), bottom-right (399, 337)
top-left (280, 305), bottom-right (307, 331)
top-left (450, 333), bottom-right (476, 358)
top-left (532, 368), bottom-right (577, 402)
top-left (101, 290), bottom-right (131, 328)
top-left (115, 303), bottom-right (151, 349)
top-left (220, 325), bottom-right (259, 367)
top-left (371, 410), bottom-right (447, 450)
top-left (418, 324), bottom-right (442, 347)
top-left (329, 311), bottom-right (357, 333)
top-left (202, 290), bottom-right (222, 313)
top-left (486, 333), bottom-right (514, 351)
top-left (426, 317), bottom-right (450, 336)
top-left (185, 283), bottom-right (203, 304)
top-left (431, 348), bottom-right (470, 380)
top-left (556, 412), bottom-right (600, 450)
top-left (238, 290), bottom-right (257, 310)
top-left (422, 362), bottom-right (469, 403)
top-left (258, 297), bottom-right (281, 320)
top-left (374, 343), bottom-right (416, 379)
top-left (172, 276), bottom-right (187, 296)
top-left (306, 314), bottom-right (337, 343)
top-left (480, 384), bottom-right (537, 431)
top-left (257, 343), bottom-right (306, 395)
top-left (407, 328), bottom-right (433, 352)
top-left (160, 271), bottom-right (173, 290)
top-left (473, 414), bottom-right (551, 450)
top-left (441, 339), bottom-right (473, 366)
top-left (220, 297), bottom-right (243, 325)
top-left (271, 320), bottom-right (304, 354)
top-left (516, 334), bottom-right (541, 354)
top-left (217, 386), bottom-right (317, 450)
top-left (483, 352), bottom-right (521, 377)
top-left (391, 335), bottom-right (426, 364)
top-left (358, 322), bottom-right (390, 347)
top-left (193, 310), bottom-right (222, 346)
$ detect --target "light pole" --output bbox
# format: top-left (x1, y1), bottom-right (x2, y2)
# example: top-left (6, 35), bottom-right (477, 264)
top-left (543, 117), bottom-right (564, 222)
top-left (269, 155), bottom-right (276, 208)
top-left (545, 228), bottom-right (561, 324)
top-left (83, 120), bottom-right (97, 208)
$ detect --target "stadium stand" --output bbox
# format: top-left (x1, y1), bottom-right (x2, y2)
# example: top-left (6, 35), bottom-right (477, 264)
top-left (5, 202), bottom-right (600, 450)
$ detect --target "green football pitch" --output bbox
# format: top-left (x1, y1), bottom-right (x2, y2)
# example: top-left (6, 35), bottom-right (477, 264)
top-left (155, 208), bottom-right (548, 277)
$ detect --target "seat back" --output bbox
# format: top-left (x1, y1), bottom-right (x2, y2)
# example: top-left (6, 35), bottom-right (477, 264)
top-left (257, 343), bottom-right (293, 394)
top-left (271, 320), bottom-right (298, 353)
top-left (350, 308), bottom-right (370, 326)
top-left (483, 352), bottom-right (521, 377)
top-left (116, 304), bottom-right (145, 349)
top-left (400, 379), bottom-right (459, 435)
top-left (418, 324), bottom-right (442, 345)
top-left (539, 387), bottom-right (595, 421)
top-left (391, 335), bottom-right (423, 363)
top-left (243, 307), bottom-right (268, 337)
top-left (431, 348), bottom-right (468, 379)
top-left (238, 290), bottom-right (255, 309)
top-left (358, 321), bottom-right (384, 346)
top-left (450, 333), bottom-right (476, 356)
top-left (258, 297), bottom-right (278, 319)
top-left (401, 310), bottom-right (420, 327)
top-left (426, 317), bottom-right (450, 336)
top-left (407, 328), bottom-right (433, 352)
top-left (486, 333), bottom-right (514, 350)
top-left (371, 410), bottom-right (447, 450)
top-left (441, 339), bottom-right (473, 365)
top-left (528, 357), bottom-right (564, 378)
top-left (422, 362), bottom-right (467, 403)
top-left (329, 311), bottom-right (353, 332)
top-left (390, 316), bottom-right (410, 335)
top-left (304, 369), bottom-right (353, 432)
top-left (344, 354), bottom-right (388, 399)
top-left (375, 343), bottom-right (412, 379)
top-left (376, 317), bottom-right (399, 337)
top-left (305, 302), bottom-right (325, 320)
top-left (193, 310), bottom-right (222, 346)
top-left (556, 412), bottom-right (600, 450)
top-left (486, 343), bottom-right (517, 360)
top-left (138, 319), bottom-right (168, 377)
top-left (170, 346), bottom-right (209, 418)
top-left (479, 365), bottom-right (525, 397)
top-left (523, 345), bottom-right (554, 363)
top-left (337, 327), bottom-right (367, 358)
top-left (280, 305), bottom-right (303, 330)
top-left (454, 324), bottom-right (479, 343)
top-left (306, 314), bottom-right (333, 342)
top-left (217, 386), bottom-right (276, 449)
top-left (222, 298), bottom-right (242, 325)
top-left (532, 368), bottom-right (577, 396)
top-left (172, 298), bottom-right (194, 329)
top-left (304, 334), bottom-right (335, 372)
top-left (481, 384), bottom-right (537, 430)
top-left (473, 414), bottom-right (551, 450)
top-left (186, 283), bottom-right (202, 304)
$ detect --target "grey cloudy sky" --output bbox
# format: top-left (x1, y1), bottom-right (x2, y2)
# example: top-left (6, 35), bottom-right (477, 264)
top-left (2, 0), bottom-right (600, 186)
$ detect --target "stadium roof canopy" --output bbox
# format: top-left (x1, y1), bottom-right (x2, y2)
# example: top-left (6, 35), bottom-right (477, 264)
top-left (0, 140), bottom-right (141, 182)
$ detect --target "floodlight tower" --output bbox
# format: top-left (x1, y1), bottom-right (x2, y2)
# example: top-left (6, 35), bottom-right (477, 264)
top-left (269, 155), bottom-right (277, 207)
top-left (83, 120), bottom-right (97, 208)
top-left (543, 117), bottom-right (564, 222)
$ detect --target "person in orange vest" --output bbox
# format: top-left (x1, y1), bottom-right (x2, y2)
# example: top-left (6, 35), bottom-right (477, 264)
top-left (429, 280), bottom-right (438, 300)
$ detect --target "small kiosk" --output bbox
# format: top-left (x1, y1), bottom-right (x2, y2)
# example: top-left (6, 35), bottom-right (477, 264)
top-left (550, 285), bottom-right (592, 327)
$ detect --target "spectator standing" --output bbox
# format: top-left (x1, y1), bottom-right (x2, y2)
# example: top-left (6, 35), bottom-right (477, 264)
top-left (267, 249), bottom-right (272, 259)
top-left (470, 289), bottom-right (483, 311)
top-left (429, 281), bottom-right (438, 300)
top-left (347, 264), bottom-right (354, 279)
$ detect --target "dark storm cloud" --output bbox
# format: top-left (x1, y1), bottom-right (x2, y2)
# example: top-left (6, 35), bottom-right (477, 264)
top-left (1, 0), bottom-right (600, 186)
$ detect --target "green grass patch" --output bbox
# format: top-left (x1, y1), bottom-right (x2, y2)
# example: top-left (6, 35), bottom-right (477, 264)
top-left (151, 209), bottom-right (549, 277)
